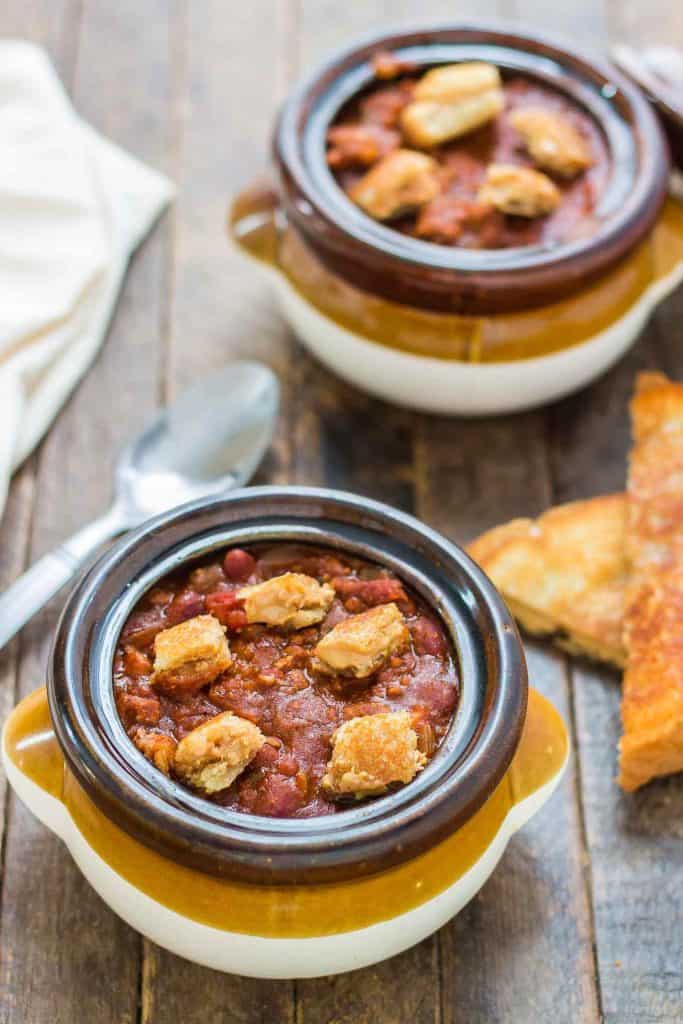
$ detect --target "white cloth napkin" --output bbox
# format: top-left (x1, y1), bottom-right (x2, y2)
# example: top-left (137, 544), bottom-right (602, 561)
top-left (0, 41), bottom-right (174, 517)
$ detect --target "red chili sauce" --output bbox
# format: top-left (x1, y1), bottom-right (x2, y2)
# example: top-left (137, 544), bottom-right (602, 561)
top-left (114, 544), bottom-right (459, 818)
top-left (328, 73), bottom-right (610, 248)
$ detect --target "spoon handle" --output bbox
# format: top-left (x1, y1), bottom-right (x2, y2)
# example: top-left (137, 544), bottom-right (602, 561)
top-left (0, 504), bottom-right (127, 651)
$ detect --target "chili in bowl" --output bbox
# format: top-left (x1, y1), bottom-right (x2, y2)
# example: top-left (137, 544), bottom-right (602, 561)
top-left (229, 23), bottom-right (683, 414)
top-left (115, 540), bottom-right (459, 818)
top-left (2, 487), bottom-right (568, 977)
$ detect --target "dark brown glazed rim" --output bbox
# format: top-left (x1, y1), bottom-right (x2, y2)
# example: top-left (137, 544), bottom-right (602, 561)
top-left (273, 22), bottom-right (670, 315)
top-left (47, 487), bottom-right (527, 885)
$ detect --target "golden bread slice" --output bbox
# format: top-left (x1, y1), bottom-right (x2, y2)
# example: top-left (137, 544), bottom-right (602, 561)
top-left (467, 494), bottom-right (627, 668)
top-left (619, 372), bottom-right (683, 791)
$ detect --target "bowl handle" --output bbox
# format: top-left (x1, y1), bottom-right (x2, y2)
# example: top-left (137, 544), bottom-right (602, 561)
top-left (227, 175), bottom-right (281, 266)
top-left (2, 684), bottom-right (568, 846)
top-left (2, 686), bottom-right (69, 840)
top-left (506, 687), bottom-right (569, 831)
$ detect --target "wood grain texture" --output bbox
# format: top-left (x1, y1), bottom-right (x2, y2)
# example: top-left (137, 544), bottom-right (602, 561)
top-left (418, 418), bottom-right (601, 1024)
top-left (138, 1), bottom-right (298, 1021)
top-left (545, 3), bottom-right (683, 1020)
top-left (409, 16), bottom-right (601, 1022)
top-left (0, 0), bottom-right (171, 1020)
top-left (0, 0), bottom-right (681, 1021)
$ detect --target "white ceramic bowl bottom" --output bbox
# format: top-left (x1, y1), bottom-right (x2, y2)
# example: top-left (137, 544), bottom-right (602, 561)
top-left (268, 263), bottom-right (683, 416)
top-left (3, 736), bottom-right (566, 978)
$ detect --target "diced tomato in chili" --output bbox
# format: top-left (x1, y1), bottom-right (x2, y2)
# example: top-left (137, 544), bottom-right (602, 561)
top-left (331, 574), bottom-right (411, 611)
top-left (205, 590), bottom-right (248, 631)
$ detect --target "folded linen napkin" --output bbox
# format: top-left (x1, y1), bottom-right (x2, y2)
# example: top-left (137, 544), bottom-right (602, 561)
top-left (0, 41), bottom-right (174, 518)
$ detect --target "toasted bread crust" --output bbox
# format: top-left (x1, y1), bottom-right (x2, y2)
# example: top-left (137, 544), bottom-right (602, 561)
top-left (348, 149), bottom-right (440, 220)
top-left (477, 163), bottom-right (560, 217)
top-left (322, 710), bottom-right (426, 796)
top-left (619, 373), bottom-right (683, 790)
top-left (510, 107), bottom-right (592, 178)
top-left (467, 494), bottom-right (627, 668)
top-left (314, 602), bottom-right (409, 678)
top-left (238, 572), bottom-right (334, 629)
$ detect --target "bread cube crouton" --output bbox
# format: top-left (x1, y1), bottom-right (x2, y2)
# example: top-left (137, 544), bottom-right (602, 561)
top-left (402, 90), bottom-right (503, 148)
top-left (413, 62), bottom-right (502, 103)
top-left (348, 149), bottom-right (440, 221)
top-left (477, 163), bottom-right (560, 217)
top-left (133, 729), bottom-right (177, 775)
top-left (322, 710), bottom-right (427, 797)
top-left (402, 62), bottom-right (503, 147)
top-left (238, 572), bottom-right (335, 629)
top-left (510, 107), bottom-right (592, 178)
top-left (151, 615), bottom-right (231, 695)
top-left (314, 602), bottom-right (409, 678)
top-left (173, 711), bottom-right (264, 793)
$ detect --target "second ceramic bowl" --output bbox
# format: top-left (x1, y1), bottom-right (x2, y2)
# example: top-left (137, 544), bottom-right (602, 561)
top-left (3, 487), bottom-right (568, 976)
top-left (230, 22), bottom-right (683, 415)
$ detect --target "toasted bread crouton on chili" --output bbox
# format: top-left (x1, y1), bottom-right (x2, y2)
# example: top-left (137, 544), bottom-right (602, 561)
top-left (413, 62), bottom-right (501, 104)
top-left (173, 711), bottom-right (264, 794)
top-left (348, 149), bottom-right (440, 221)
top-left (133, 729), bottom-right (177, 775)
top-left (467, 494), bottom-right (627, 668)
top-left (510, 107), bottom-right (592, 178)
top-left (151, 615), bottom-right (231, 696)
top-left (402, 91), bottom-right (503, 148)
top-left (314, 602), bottom-right (409, 678)
top-left (477, 163), bottom-right (560, 217)
top-left (322, 710), bottom-right (426, 797)
top-left (401, 62), bottom-right (503, 147)
top-left (619, 373), bottom-right (683, 791)
top-left (238, 572), bottom-right (334, 629)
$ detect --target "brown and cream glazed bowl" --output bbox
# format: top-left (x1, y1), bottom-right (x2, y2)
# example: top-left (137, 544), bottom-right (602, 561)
top-left (2, 487), bottom-right (567, 977)
top-left (229, 23), bottom-right (683, 415)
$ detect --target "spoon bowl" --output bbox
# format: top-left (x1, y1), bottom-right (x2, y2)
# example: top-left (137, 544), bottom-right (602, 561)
top-left (117, 362), bottom-right (279, 519)
top-left (0, 360), bottom-right (279, 650)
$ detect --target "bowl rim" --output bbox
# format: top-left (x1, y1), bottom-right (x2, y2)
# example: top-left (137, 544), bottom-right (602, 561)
top-left (273, 19), bottom-right (670, 314)
top-left (47, 486), bottom-right (527, 884)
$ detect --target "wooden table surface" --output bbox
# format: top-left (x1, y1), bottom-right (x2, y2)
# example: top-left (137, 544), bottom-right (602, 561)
top-left (1, 2), bottom-right (682, 1022)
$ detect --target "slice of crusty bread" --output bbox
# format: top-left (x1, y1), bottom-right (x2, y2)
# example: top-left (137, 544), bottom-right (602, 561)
top-left (619, 373), bottom-right (683, 791)
top-left (467, 494), bottom-right (627, 668)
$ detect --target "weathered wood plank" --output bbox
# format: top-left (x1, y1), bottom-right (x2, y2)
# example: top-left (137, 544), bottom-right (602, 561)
top-left (139, 1), bottom-right (298, 1020)
top-left (292, 3), bottom-right (440, 1021)
top-left (0, 5), bottom-right (87, 1023)
top-left (410, 0), bottom-right (601, 1020)
top-left (418, 419), bottom-right (601, 1024)
top-left (0, 0), bottom-right (82, 849)
top-left (0, 1), bottom-right (173, 1020)
top-left (550, 4), bottom-right (683, 1020)
top-left (0, 0), bottom-right (82, 82)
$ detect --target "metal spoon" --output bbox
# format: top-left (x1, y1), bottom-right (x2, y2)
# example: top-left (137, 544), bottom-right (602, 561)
top-left (0, 361), bottom-right (279, 650)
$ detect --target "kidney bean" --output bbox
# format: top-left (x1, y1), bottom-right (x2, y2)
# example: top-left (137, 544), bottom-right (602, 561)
top-left (223, 548), bottom-right (256, 581)
top-left (121, 609), bottom-right (165, 648)
top-left (166, 589), bottom-right (206, 625)
top-left (410, 616), bottom-right (447, 656)
top-left (250, 774), bottom-right (305, 817)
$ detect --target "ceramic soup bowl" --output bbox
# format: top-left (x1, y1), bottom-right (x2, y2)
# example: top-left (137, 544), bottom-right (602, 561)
top-left (2, 487), bottom-right (568, 977)
top-left (229, 23), bottom-right (683, 415)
